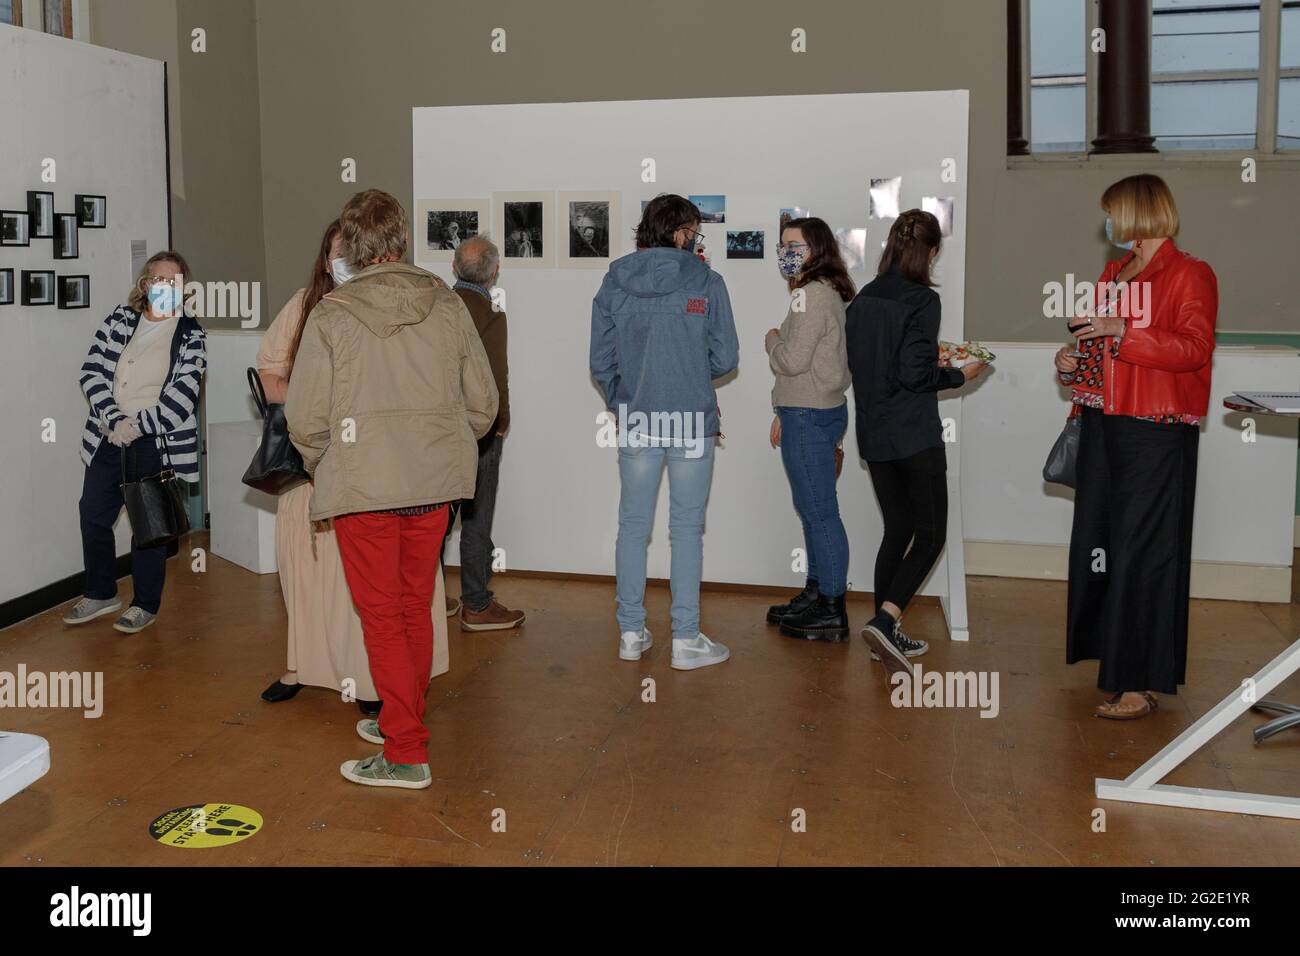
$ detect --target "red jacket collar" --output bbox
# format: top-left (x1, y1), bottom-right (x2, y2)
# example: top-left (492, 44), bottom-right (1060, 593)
top-left (1116, 237), bottom-right (1179, 280)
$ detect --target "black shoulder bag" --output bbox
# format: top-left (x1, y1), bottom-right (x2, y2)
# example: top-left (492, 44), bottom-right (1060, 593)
top-left (241, 366), bottom-right (310, 494)
top-left (121, 435), bottom-right (191, 549)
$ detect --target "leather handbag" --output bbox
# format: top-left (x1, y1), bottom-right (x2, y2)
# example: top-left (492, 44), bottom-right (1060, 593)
top-left (1043, 414), bottom-right (1081, 488)
top-left (241, 367), bottom-right (309, 494)
top-left (121, 436), bottom-right (191, 549)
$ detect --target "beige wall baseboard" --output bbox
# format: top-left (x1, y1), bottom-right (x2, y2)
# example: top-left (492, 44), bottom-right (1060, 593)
top-left (965, 541), bottom-right (1293, 604)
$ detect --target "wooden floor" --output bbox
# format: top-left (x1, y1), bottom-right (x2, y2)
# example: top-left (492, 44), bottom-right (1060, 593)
top-left (2, 534), bottom-right (1299, 867)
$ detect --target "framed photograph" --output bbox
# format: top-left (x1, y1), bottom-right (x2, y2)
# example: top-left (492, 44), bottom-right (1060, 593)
top-left (725, 230), bottom-right (765, 260)
top-left (414, 198), bottom-right (488, 265)
top-left (491, 191), bottom-right (554, 269)
top-left (869, 176), bottom-right (902, 220)
top-left (689, 194), bottom-right (726, 224)
top-left (833, 227), bottom-right (868, 272)
top-left (54, 212), bottom-right (79, 259)
top-left (76, 194), bottom-right (107, 229)
top-left (0, 269), bottom-right (13, 306)
top-left (1, 210), bottom-right (31, 246)
top-left (57, 274), bottom-right (90, 310)
top-left (21, 270), bottom-right (55, 306)
top-left (27, 191), bottom-right (54, 238)
top-left (778, 206), bottom-right (809, 237)
top-left (557, 190), bottom-right (621, 269)
top-left (921, 195), bottom-right (955, 237)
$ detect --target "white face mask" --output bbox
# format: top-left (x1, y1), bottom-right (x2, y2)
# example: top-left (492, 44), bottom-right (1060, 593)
top-left (330, 257), bottom-right (354, 286)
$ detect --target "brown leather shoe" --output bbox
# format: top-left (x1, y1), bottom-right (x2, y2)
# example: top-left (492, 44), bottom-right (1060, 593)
top-left (445, 597), bottom-right (461, 618)
top-left (460, 600), bottom-right (525, 632)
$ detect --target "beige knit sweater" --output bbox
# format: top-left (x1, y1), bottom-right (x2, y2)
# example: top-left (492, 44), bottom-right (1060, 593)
top-left (767, 278), bottom-right (851, 409)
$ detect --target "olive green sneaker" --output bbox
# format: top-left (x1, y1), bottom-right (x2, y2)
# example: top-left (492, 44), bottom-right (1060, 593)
top-left (340, 753), bottom-right (431, 790)
top-left (63, 596), bottom-right (122, 626)
top-left (356, 719), bottom-right (384, 745)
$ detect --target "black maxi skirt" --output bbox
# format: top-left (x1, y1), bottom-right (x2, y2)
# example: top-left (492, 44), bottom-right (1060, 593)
top-left (1066, 406), bottom-right (1200, 695)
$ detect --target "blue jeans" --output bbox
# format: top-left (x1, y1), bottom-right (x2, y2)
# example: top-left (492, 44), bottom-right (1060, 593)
top-left (777, 404), bottom-right (849, 598)
top-left (615, 440), bottom-right (716, 639)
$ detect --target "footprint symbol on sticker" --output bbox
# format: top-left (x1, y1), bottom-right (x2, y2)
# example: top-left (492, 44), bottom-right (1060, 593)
top-left (206, 818), bottom-right (258, 838)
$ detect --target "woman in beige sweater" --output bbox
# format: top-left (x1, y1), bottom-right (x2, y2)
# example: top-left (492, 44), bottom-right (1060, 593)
top-left (764, 217), bottom-right (855, 641)
top-left (257, 220), bottom-right (450, 715)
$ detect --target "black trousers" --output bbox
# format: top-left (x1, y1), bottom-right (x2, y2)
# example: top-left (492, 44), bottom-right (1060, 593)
top-left (1066, 407), bottom-right (1199, 695)
top-left (79, 440), bottom-right (167, 614)
top-left (457, 433), bottom-right (503, 611)
top-left (866, 445), bottom-right (948, 614)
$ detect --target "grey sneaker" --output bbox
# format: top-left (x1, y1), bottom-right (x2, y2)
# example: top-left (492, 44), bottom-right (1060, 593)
top-left (671, 633), bottom-right (730, 671)
top-left (356, 719), bottom-right (384, 745)
top-left (340, 753), bottom-right (431, 790)
top-left (870, 624), bottom-right (929, 661)
top-left (113, 606), bottom-right (156, 634)
top-left (618, 626), bottom-right (653, 661)
top-left (63, 596), bottom-right (122, 626)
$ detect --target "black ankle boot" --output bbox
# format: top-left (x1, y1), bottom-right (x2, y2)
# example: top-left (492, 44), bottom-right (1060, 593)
top-left (766, 582), bottom-right (820, 624)
top-left (779, 593), bottom-right (849, 642)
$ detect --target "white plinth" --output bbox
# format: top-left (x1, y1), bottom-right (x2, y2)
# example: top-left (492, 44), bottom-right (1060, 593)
top-left (0, 732), bottom-right (50, 805)
top-left (207, 420), bottom-right (278, 575)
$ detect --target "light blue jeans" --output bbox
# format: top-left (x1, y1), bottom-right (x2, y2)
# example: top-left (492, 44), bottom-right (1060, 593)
top-left (615, 440), bottom-right (716, 640)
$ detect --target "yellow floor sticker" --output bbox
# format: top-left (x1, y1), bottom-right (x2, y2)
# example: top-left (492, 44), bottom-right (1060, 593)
top-left (148, 803), bottom-right (262, 848)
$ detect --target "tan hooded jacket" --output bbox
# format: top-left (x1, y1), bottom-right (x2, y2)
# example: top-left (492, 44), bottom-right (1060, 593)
top-left (286, 261), bottom-right (499, 521)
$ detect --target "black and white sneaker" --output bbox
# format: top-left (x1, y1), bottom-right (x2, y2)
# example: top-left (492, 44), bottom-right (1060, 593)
top-left (861, 612), bottom-right (914, 678)
top-left (870, 625), bottom-right (929, 661)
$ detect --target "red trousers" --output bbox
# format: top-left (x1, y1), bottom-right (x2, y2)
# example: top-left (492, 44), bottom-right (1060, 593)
top-left (334, 507), bottom-right (449, 765)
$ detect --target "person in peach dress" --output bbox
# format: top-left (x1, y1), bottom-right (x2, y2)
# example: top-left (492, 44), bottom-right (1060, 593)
top-left (256, 220), bottom-right (450, 716)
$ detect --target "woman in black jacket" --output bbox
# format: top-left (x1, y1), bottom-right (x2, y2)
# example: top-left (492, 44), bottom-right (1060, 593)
top-left (845, 210), bottom-right (985, 677)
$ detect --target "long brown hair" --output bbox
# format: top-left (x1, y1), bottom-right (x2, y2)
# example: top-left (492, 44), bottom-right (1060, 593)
top-left (289, 219), bottom-right (341, 368)
top-left (128, 250), bottom-right (194, 314)
top-left (877, 209), bottom-right (941, 286)
top-left (783, 217), bottom-right (855, 302)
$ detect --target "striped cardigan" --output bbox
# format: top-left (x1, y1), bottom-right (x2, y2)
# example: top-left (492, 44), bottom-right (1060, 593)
top-left (79, 305), bottom-right (207, 482)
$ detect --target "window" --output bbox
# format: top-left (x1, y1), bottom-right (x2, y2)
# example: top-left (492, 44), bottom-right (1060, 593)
top-left (1281, 1), bottom-right (1300, 147)
top-left (1030, 0), bottom-right (1087, 151)
top-left (1, 0), bottom-right (21, 27)
top-left (42, 0), bottom-right (72, 39)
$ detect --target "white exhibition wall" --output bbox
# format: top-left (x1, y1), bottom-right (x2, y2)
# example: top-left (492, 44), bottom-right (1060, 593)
top-left (0, 26), bottom-right (169, 605)
top-left (412, 91), bottom-right (973, 606)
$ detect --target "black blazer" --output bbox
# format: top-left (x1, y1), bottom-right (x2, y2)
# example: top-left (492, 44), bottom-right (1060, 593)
top-left (845, 268), bottom-right (964, 462)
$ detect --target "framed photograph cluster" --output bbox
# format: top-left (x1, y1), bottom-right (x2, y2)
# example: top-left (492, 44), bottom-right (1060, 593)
top-left (1, 187), bottom-right (106, 308)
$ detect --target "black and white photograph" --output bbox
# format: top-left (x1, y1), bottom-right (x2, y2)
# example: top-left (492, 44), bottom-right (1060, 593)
top-left (53, 212), bottom-right (78, 259)
top-left (20, 270), bottom-right (55, 306)
top-left (414, 198), bottom-right (488, 264)
top-left (75, 193), bottom-right (107, 228)
top-left (0, 209), bottom-right (30, 246)
top-left (0, 268), bottom-right (13, 306)
top-left (27, 190), bottom-right (54, 238)
top-left (57, 274), bottom-right (90, 309)
top-left (557, 191), bottom-right (620, 268)
top-left (568, 201), bottom-right (608, 258)
top-left (922, 195), bottom-right (955, 237)
top-left (493, 190), bottom-right (553, 268)
top-left (869, 176), bottom-right (902, 220)
top-left (725, 229), bottom-right (764, 259)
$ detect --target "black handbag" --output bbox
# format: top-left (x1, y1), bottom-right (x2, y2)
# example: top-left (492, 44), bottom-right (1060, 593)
top-left (1043, 414), bottom-right (1081, 488)
top-left (241, 367), bottom-right (309, 494)
top-left (121, 436), bottom-right (191, 549)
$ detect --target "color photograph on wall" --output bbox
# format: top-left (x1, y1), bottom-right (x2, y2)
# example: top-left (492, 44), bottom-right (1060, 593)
top-left (492, 190), bottom-right (553, 269)
top-left (689, 194), bottom-right (725, 223)
top-left (725, 230), bottom-right (764, 259)
top-left (777, 206), bottom-right (808, 236)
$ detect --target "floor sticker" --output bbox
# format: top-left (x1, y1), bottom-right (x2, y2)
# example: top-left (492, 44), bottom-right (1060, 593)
top-left (148, 803), bottom-right (262, 848)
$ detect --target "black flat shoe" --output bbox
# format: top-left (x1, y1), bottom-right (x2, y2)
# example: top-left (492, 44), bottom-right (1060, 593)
top-left (766, 582), bottom-right (819, 624)
top-left (261, 679), bottom-right (304, 703)
top-left (779, 594), bottom-right (850, 642)
top-left (357, 699), bottom-right (382, 717)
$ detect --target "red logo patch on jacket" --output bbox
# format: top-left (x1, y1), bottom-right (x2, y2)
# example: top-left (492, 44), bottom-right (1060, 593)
top-left (686, 297), bottom-right (708, 315)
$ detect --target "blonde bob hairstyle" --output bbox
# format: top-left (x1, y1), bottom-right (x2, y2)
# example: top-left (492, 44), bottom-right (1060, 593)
top-left (127, 250), bottom-right (193, 314)
top-left (1101, 173), bottom-right (1180, 244)
top-left (339, 189), bottom-right (408, 267)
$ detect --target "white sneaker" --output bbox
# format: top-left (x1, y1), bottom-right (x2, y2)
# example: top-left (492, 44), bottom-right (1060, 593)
top-left (619, 627), bottom-right (653, 661)
top-left (671, 633), bottom-right (729, 671)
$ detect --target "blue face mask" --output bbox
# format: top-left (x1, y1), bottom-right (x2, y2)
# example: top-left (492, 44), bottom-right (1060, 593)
top-left (1104, 217), bottom-right (1134, 252)
top-left (777, 245), bottom-right (806, 279)
top-left (147, 282), bottom-right (183, 316)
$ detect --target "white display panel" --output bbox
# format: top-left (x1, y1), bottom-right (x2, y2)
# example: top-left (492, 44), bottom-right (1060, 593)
top-left (413, 91), bottom-right (971, 617)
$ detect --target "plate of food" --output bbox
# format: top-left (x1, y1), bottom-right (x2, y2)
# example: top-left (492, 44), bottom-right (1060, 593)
top-left (939, 341), bottom-right (996, 369)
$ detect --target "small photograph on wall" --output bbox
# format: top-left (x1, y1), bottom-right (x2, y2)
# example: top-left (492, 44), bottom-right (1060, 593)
top-left (0, 269), bottom-right (13, 306)
top-left (689, 194), bottom-right (725, 223)
top-left (493, 191), bottom-right (553, 269)
top-left (869, 177), bottom-right (902, 220)
top-left (28, 191), bottom-right (55, 238)
top-left (76, 194), bottom-right (107, 229)
top-left (833, 227), bottom-right (867, 272)
top-left (414, 198), bottom-right (488, 265)
top-left (922, 195), bottom-right (955, 237)
top-left (54, 212), bottom-right (79, 259)
top-left (726, 230), bottom-right (765, 260)
top-left (777, 207), bottom-right (809, 237)
top-left (558, 191), bottom-right (621, 269)
top-left (21, 270), bottom-right (55, 306)
top-left (58, 275), bottom-right (90, 310)
top-left (1, 210), bottom-right (31, 246)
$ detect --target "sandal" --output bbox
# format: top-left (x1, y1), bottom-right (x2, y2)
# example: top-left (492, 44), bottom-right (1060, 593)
top-left (1095, 691), bottom-right (1157, 720)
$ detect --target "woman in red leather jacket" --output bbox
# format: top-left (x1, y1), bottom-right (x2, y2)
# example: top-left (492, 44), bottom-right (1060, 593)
top-left (1053, 174), bottom-right (1218, 720)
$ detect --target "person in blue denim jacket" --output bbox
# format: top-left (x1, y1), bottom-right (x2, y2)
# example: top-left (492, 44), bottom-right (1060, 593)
top-left (589, 194), bottom-right (739, 671)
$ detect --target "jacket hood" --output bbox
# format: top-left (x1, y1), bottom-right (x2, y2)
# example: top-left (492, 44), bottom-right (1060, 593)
top-left (322, 261), bottom-right (442, 336)
top-left (609, 247), bottom-right (711, 298)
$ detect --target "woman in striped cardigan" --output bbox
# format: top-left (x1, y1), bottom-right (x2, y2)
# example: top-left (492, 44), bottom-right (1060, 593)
top-left (63, 251), bottom-right (207, 635)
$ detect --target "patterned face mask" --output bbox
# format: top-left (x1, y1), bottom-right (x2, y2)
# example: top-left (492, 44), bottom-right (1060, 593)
top-left (777, 244), bottom-right (806, 278)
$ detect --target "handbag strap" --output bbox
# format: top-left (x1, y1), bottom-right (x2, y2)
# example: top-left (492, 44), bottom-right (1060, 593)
top-left (119, 432), bottom-right (173, 485)
top-left (247, 366), bottom-right (269, 419)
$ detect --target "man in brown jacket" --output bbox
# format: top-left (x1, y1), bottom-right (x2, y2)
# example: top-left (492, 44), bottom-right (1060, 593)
top-left (450, 236), bottom-right (525, 632)
top-left (286, 189), bottom-right (498, 790)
